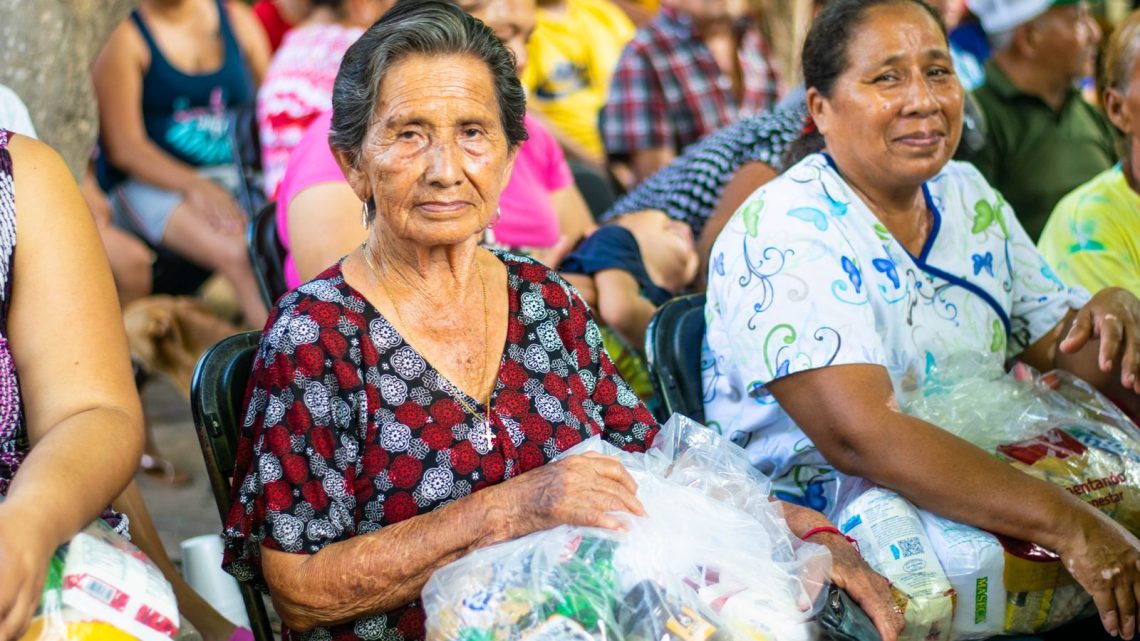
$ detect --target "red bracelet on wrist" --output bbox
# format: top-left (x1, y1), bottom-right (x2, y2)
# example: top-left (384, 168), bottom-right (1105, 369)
top-left (801, 526), bottom-right (859, 551)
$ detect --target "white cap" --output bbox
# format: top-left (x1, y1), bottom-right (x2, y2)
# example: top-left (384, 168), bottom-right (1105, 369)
top-left (966, 0), bottom-right (1053, 34)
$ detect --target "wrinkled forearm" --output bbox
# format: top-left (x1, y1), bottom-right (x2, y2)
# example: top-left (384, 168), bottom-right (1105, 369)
top-left (265, 488), bottom-right (508, 632)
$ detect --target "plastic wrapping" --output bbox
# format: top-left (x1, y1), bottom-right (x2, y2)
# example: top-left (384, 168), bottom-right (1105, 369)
top-left (422, 414), bottom-right (831, 641)
top-left (19, 520), bottom-right (179, 641)
top-left (835, 356), bottom-right (1137, 639)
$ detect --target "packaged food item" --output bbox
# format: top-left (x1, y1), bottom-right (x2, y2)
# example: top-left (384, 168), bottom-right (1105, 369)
top-left (20, 520), bottom-right (179, 641)
top-left (422, 415), bottom-right (830, 641)
top-left (997, 424), bottom-right (1140, 532)
top-left (917, 512), bottom-right (1005, 639)
top-left (836, 488), bottom-right (954, 641)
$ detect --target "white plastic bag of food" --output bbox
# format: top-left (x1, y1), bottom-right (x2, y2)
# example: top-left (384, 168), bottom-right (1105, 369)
top-left (422, 414), bottom-right (832, 641)
top-left (20, 519), bottom-right (179, 641)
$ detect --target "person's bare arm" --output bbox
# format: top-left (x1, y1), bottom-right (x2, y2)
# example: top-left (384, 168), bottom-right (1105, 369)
top-left (695, 161), bottom-right (777, 290)
top-left (1018, 289), bottom-right (1140, 417)
top-left (548, 184), bottom-right (597, 249)
top-left (288, 182), bottom-right (368, 282)
top-left (769, 362), bottom-right (1140, 638)
top-left (261, 453), bottom-right (644, 632)
top-left (92, 21), bottom-right (244, 233)
top-left (0, 136), bottom-right (145, 640)
top-left (594, 269), bottom-right (657, 350)
top-left (629, 146), bottom-right (674, 186)
top-left (226, 0), bottom-right (272, 85)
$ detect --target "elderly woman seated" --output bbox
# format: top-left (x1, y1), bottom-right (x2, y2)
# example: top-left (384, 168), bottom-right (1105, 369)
top-left (273, 0), bottom-right (595, 292)
top-left (704, 0), bottom-right (1140, 638)
top-left (221, 3), bottom-right (903, 640)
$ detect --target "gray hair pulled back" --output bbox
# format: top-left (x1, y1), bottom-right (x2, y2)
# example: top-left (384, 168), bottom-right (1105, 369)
top-left (329, 0), bottom-right (528, 169)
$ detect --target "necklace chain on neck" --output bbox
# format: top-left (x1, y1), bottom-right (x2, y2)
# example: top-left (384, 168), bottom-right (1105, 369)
top-left (360, 242), bottom-right (496, 443)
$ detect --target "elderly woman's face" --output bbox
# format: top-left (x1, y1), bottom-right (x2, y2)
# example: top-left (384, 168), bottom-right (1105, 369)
top-left (342, 53), bottom-right (516, 247)
top-left (811, 3), bottom-right (963, 189)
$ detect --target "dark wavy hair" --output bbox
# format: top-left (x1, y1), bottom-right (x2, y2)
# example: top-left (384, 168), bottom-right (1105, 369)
top-left (782, 0), bottom-right (947, 168)
top-left (328, 0), bottom-right (528, 219)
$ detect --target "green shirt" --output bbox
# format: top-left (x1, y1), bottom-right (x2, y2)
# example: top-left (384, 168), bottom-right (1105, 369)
top-left (958, 61), bottom-right (1116, 242)
top-left (1038, 165), bottom-right (1140, 298)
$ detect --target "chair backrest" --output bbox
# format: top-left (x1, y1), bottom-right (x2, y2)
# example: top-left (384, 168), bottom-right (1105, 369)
top-left (644, 293), bottom-right (707, 423)
top-left (189, 330), bottom-right (275, 641)
top-left (247, 203), bottom-right (289, 308)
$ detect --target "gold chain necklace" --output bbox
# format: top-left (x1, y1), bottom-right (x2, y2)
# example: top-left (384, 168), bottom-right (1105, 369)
top-left (360, 243), bottom-right (496, 445)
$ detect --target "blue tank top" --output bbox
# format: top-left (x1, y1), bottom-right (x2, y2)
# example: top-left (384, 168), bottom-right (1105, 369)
top-left (133, 0), bottom-right (254, 166)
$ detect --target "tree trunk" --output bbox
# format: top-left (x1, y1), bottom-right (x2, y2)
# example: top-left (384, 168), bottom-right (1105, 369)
top-left (0, 0), bottom-right (136, 179)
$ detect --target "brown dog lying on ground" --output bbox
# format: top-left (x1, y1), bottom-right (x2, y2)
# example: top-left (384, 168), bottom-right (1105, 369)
top-left (123, 295), bottom-right (240, 483)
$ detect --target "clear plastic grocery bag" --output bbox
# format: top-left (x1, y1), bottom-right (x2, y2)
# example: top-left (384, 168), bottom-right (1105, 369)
top-left (422, 414), bottom-right (832, 641)
top-left (19, 519), bottom-right (179, 641)
top-left (834, 355), bottom-right (1140, 640)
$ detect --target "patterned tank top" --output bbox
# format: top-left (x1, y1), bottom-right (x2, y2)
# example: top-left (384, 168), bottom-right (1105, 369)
top-left (0, 130), bottom-right (26, 496)
top-left (0, 131), bottom-right (127, 533)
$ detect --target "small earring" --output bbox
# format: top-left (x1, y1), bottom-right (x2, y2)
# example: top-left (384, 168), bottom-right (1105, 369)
top-left (489, 207), bottom-right (502, 228)
top-left (361, 202), bottom-right (369, 229)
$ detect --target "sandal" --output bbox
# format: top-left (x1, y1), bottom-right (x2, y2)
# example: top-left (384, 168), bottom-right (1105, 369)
top-left (139, 453), bottom-right (192, 486)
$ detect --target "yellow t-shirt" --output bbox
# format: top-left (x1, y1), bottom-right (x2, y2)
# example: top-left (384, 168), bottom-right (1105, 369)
top-left (1038, 165), bottom-right (1140, 298)
top-left (522, 0), bottom-right (635, 158)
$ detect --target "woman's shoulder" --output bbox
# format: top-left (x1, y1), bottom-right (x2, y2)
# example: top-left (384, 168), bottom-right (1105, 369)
top-left (493, 249), bottom-right (584, 305)
top-left (262, 263), bottom-right (367, 347)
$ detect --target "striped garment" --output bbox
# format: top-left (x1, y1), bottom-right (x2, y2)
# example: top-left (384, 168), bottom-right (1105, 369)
top-left (602, 103), bottom-right (807, 237)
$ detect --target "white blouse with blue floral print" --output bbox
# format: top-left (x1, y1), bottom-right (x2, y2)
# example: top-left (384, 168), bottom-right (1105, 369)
top-left (703, 152), bottom-right (1088, 516)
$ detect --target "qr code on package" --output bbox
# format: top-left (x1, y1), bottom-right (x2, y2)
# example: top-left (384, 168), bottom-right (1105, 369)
top-left (899, 537), bottom-right (924, 558)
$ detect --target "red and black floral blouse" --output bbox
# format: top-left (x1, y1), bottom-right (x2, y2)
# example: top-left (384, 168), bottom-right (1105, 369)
top-left (222, 252), bottom-right (659, 641)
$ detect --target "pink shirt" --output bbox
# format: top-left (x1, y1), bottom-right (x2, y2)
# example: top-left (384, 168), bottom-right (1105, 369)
top-left (257, 23), bottom-right (363, 198)
top-left (277, 112), bottom-right (572, 289)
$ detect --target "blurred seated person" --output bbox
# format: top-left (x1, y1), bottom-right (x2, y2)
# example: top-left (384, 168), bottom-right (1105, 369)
top-left (93, 0), bottom-right (271, 328)
top-left (957, 0), bottom-right (1115, 241)
top-left (258, 0), bottom-right (394, 197)
top-left (602, 103), bottom-right (806, 288)
top-left (221, 5), bottom-right (904, 641)
top-left (600, 0), bottom-right (783, 188)
top-left (706, 1), bottom-right (1140, 637)
top-left (276, 0), bottom-right (595, 290)
top-left (0, 130), bottom-right (144, 641)
top-left (558, 210), bottom-right (698, 399)
top-left (521, 0), bottom-right (635, 167)
top-left (560, 210), bottom-right (697, 349)
top-left (1039, 10), bottom-right (1140, 298)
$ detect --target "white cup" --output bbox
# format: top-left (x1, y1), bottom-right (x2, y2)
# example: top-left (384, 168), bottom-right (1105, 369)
top-left (180, 534), bottom-right (251, 628)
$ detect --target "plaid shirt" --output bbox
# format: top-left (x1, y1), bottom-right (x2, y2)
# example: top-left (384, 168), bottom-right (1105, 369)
top-left (600, 7), bottom-right (780, 157)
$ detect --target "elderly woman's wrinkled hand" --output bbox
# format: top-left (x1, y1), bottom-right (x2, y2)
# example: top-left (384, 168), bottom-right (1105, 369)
top-left (1061, 287), bottom-right (1140, 393)
top-left (491, 452), bottom-right (645, 539)
top-left (817, 532), bottom-right (904, 641)
top-left (1056, 508), bottom-right (1140, 640)
top-left (0, 507), bottom-right (54, 641)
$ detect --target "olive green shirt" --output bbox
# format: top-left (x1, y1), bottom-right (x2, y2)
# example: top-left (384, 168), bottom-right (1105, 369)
top-left (958, 61), bottom-right (1116, 242)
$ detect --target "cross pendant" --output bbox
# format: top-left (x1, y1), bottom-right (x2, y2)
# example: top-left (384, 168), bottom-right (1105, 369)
top-left (483, 416), bottom-right (496, 446)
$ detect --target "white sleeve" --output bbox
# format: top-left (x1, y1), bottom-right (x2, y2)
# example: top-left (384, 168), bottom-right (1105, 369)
top-left (0, 85), bottom-right (37, 139)
top-left (706, 178), bottom-right (889, 400)
top-left (991, 178), bottom-right (1089, 355)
